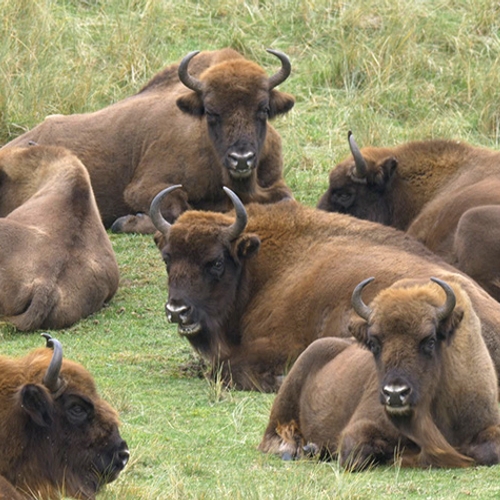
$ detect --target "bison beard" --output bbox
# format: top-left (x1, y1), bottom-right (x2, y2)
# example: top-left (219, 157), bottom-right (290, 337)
top-left (0, 334), bottom-right (129, 499)
top-left (259, 277), bottom-right (500, 469)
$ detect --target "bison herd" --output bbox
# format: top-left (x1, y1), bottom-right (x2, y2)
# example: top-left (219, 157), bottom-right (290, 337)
top-left (2, 47), bottom-right (500, 497)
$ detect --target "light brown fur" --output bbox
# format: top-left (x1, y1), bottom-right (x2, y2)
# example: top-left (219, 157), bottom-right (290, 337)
top-left (156, 198), bottom-right (500, 391)
top-left (317, 138), bottom-right (500, 300)
top-left (2, 49), bottom-right (294, 233)
top-left (0, 145), bottom-right (119, 330)
top-left (259, 278), bottom-right (500, 470)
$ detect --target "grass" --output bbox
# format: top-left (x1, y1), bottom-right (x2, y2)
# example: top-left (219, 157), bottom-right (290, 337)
top-left (1, 0), bottom-right (500, 498)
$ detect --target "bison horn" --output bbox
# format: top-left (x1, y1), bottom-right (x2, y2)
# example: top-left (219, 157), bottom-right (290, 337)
top-left (351, 277), bottom-right (375, 321)
top-left (41, 333), bottom-right (63, 393)
top-left (266, 49), bottom-right (292, 90)
top-left (348, 130), bottom-right (368, 180)
top-left (149, 185), bottom-right (183, 236)
top-left (223, 187), bottom-right (248, 241)
top-left (430, 277), bottom-right (456, 321)
top-left (178, 51), bottom-right (203, 93)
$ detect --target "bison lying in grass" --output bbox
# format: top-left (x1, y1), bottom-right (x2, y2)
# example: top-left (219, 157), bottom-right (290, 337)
top-left (0, 334), bottom-right (129, 499)
top-left (317, 132), bottom-right (500, 301)
top-left (259, 277), bottom-right (500, 469)
top-left (151, 186), bottom-right (500, 392)
top-left (3, 48), bottom-right (295, 233)
top-left (0, 144), bottom-right (119, 331)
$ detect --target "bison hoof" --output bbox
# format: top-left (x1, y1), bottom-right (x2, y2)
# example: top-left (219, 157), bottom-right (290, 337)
top-left (111, 213), bottom-right (156, 234)
top-left (281, 452), bottom-right (294, 461)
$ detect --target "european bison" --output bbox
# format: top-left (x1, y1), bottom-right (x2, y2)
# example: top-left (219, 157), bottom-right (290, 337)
top-left (259, 277), bottom-right (500, 469)
top-left (317, 132), bottom-right (500, 301)
top-left (0, 334), bottom-right (129, 499)
top-left (2, 48), bottom-right (295, 233)
top-left (0, 144), bottom-right (119, 331)
top-left (151, 186), bottom-right (500, 392)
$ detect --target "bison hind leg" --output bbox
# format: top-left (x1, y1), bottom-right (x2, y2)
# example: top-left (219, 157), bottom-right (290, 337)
top-left (462, 425), bottom-right (500, 466)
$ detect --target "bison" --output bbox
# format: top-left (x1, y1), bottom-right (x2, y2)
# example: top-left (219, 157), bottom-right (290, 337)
top-left (2, 48), bottom-right (295, 233)
top-left (151, 185), bottom-right (500, 392)
top-left (259, 277), bottom-right (500, 470)
top-left (317, 132), bottom-right (500, 301)
top-left (0, 334), bottom-right (129, 499)
top-left (0, 144), bottom-right (119, 331)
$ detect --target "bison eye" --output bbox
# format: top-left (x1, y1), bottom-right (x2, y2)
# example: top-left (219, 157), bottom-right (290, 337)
top-left (205, 110), bottom-right (220, 125)
top-left (420, 336), bottom-right (437, 356)
top-left (64, 395), bottom-right (94, 425)
top-left (257, 107), bottom-right (270, 120)
top-left (366, 337), bottom-right (381, 356)
top-left (207, 258), bottom-right (225, 278)
top-left (331, 190), bottom-right (355, 209)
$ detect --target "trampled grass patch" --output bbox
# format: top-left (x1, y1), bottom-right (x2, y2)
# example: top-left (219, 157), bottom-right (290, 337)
top-left (1, 0), bottom-right (500, 498)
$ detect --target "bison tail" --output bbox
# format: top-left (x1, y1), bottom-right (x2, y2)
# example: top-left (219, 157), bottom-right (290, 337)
top-left (7, 283), bottom-right (59, 332)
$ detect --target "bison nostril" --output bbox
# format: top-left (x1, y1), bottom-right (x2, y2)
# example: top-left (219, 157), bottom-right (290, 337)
top-left (382, 384), bottom-right (412, 407)
top-left (118, 448), bottom-right (130, 467)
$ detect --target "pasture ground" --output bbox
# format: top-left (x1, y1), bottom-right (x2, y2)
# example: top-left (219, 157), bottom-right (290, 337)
top-left (1, 0), bottom-right (500, 498)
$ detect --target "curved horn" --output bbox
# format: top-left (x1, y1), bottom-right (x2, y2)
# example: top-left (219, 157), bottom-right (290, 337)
top-left (266, 49), bottom-right (292, 90)
top-left (149, 185), bottom-right (183, 236)
top-left (351, 277), bottom-right (375, 321)
top-left (348, 130), bottom-right (368, 179)
top-left (430, 277), bottom-right (456, 322)
top-left (178, 51), bottom-right (203, 93)
top-left (222, 187), bottom-right (248, 241)
top-left (41, 333), bottom-right (63, 393)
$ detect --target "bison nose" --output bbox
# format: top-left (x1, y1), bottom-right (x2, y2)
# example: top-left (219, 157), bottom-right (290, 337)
top-left (228, 151), bottom-right (256, 170)
top-left (116, 440), bottom-right (130, 468)
top-left (381, 384), bottom-right (412, 408)
top-left (165, 301), bottom-right (192, 324)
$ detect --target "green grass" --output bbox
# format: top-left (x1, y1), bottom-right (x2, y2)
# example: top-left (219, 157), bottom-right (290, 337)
top-left (1, 0), bottom-right (500, 498)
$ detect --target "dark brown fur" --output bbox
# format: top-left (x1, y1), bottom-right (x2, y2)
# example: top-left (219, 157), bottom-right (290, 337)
top-left (0, 145), bottom-right (119, 331)
top-left (0, 345), bottom-right (128, 499)
top-left (259, 278), bottom-right (500, 470)
top-left (155, 198), bottom-right (500, 391)
top-left (317, 138), bottom-right (500, 300)
top-left (2, 49), bottom-right (294, 233)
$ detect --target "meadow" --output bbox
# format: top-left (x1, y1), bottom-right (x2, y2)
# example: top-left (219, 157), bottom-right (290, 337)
top-left (1, 0), bottom-right (500, 498)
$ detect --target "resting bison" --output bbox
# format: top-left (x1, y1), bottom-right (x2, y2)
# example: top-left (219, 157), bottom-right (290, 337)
top-left (317, 132), bottom-right (500, 301)
top-left (0, 334), bottom-right (129, 499)
top-left (151, 186), bottom-right (500, 391)
top-left (2, 48), bottom-right (295, 233)
top-left (259, 277), bottom-right (500, 469)
top-left (0, 144), bottom-right (119, 331)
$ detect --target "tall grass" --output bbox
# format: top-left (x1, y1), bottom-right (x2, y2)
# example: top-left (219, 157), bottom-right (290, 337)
top-left (1, 0), bottom-right (500, 498)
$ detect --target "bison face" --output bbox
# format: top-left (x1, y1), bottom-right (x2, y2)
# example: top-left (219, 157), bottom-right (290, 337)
top-left (152, 186), bottom-right (260, 357)
top-left (317, 132), bottom-right (398, 225)
top-left (19, 375), bottom-right (128, 498)
top-left (176, 50), bottom-right (294, 181)
top-left (349, 278), bottom-right (464, 421)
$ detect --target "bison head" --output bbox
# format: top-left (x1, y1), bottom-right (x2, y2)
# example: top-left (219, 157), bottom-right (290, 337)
top-left (176, 49), bottom-right (294, 180)
top-left (349, 277), bottom-right (464, 421)
top-left (152, 186), bottom-right (260, 357)
top-left (317, 131), bottom-right (398, 225)
top-left (10, 334), bottom-right (129, 499)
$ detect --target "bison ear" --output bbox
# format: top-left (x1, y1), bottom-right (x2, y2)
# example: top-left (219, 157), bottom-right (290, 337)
top-left (437, 307), bottom-right (464, 343)
top-left (349, 317), bottom-right (369, 345)
top-left (176, 92), bottom-right (204, 116)
top-left (269, 90), bottom-right (295, 118)
top-left (371, 157), bottom-right (398, 188)
top-left (236, 234), bottom-right (261, 260)
top-left (20, 384), bottom-right (53, 427)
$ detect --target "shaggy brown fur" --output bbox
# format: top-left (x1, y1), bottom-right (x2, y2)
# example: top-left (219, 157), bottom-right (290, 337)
top-left (259, 277), bottom-right (500, 470)
top-left (155, 195), bottom-right (500, 392)
top-left (2, 48), bottom-right (294, 233)
top-left (0, 342), bottom-right (128, 499)
top-left (317, 137), bottom-right (500, 300)
top-left (0, 145), bottom-right (119, 331)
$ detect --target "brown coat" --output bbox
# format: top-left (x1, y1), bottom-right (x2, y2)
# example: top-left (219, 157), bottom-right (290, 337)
top-left (0, 145), bottom-right (119, 330)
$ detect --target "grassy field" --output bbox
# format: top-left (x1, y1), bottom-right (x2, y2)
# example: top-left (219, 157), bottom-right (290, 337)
top-left (1, 0), bottom-right (500, 498)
